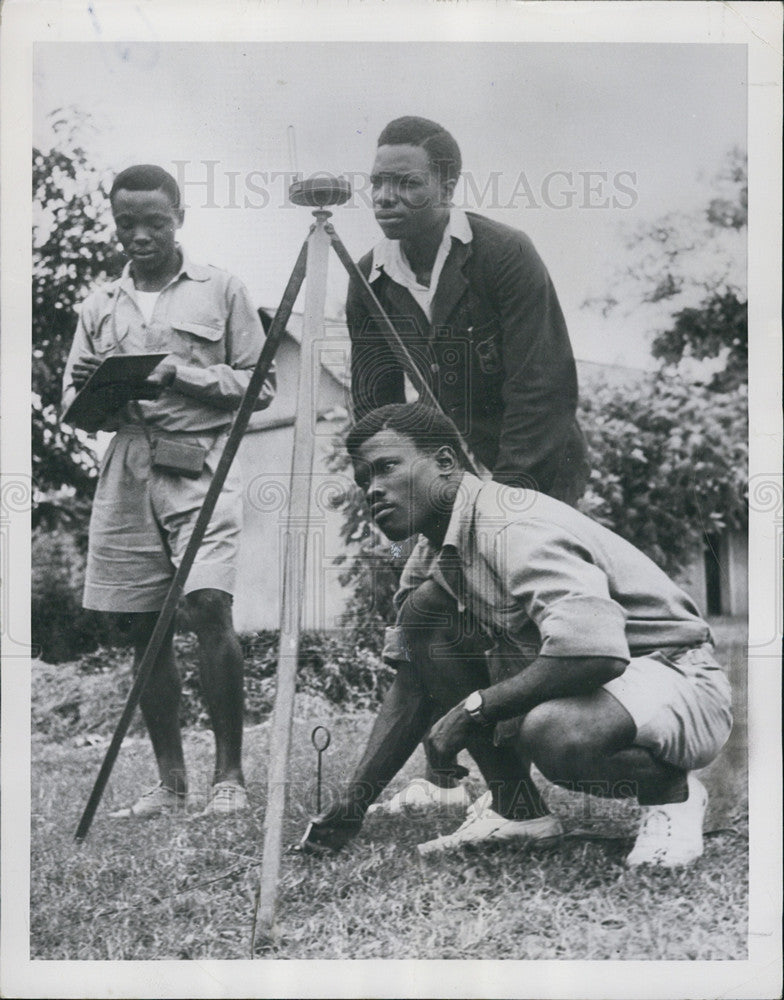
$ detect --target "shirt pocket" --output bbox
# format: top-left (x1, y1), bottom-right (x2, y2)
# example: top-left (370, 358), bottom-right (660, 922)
top-left (169, 317), bottom-right (225, 366)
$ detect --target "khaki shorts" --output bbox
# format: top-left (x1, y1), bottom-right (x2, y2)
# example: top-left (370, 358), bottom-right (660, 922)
top-left (603, 643), bottom-right (733, 771)
top-left (84, 426), bottom-right (242, 613)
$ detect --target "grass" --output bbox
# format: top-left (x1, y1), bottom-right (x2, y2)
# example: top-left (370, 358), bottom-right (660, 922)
top-left (29, 617), bottom-right (748, 960)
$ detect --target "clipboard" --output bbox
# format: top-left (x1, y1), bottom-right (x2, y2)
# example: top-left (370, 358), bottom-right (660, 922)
top-left (62, 353), bottom-right (169, 432)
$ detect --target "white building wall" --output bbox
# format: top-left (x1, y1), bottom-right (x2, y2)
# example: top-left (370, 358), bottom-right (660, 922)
top-left (676, 551), bottom-right (709, 617)
top-left (234, 418), bottom-right (354, 632)
top-left (232, 329), bottom-right (354, 633)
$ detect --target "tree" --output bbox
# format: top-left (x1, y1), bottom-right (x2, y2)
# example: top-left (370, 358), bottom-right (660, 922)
top-left (576, 145), bottom-right (748, 567)
top-left (584, 147), bottom-right (747, 390)
top-left (32, 107), bottom-right (125, 516)
top-left (651, 290), bottom-right (747, 392)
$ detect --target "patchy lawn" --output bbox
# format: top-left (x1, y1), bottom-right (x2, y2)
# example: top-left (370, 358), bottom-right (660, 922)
top-left (29, 617), bottom-right (748, 960)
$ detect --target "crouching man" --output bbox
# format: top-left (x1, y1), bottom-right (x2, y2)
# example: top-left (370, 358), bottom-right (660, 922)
top-left (301, 403), bottom-right (732, 866)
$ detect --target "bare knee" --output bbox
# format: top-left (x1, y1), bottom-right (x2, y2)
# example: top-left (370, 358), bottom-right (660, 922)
top-left (398, 580), bottom-right (456, 631)
top-left (398, 581), bottom-right (464, 671)
top-left (185, 588), bottom-right (234, 635)
top-left (518, 702), bottom-right (595, 777)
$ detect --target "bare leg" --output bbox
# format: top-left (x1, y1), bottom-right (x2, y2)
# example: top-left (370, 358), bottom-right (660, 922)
top-left (345, 663), bottom-right (435, 811)
top-left (401, 581), bottom-right (549, 819)
top-left (518, 691), bottom-right (688, 805)
top-left (129, 611), bottom-right (187, 795)
top-left (185, 588), bottom-right (244, 786)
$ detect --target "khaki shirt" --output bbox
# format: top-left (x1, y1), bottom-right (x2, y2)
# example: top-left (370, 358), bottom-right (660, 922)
top-left (61, 251), bottom-right (274, 434)
top-left (398, 473), bottom-right (710, 662)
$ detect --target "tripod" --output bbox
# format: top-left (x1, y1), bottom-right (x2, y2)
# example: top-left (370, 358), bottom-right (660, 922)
top-left (73, 174), bottom-right (480, 945)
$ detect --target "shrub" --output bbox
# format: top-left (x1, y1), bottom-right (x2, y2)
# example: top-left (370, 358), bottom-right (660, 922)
top-left (31, 527), bottom-right (115, 662)
top-left (578, 375), bottom-right (747, 576)
top-left (177, 630), bottom-right (395, 726)
top-left (34, 630), bottom-right (394, 741)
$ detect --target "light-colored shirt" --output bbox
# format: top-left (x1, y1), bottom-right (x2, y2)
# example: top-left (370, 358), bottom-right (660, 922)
top-left (134, 289), bottom-right (160, 323)
top-left (398, 473), bottom-right (710, 662)
top-left (62, 249), bottom-right (274, 434)
top-left (368, 208), bottom-right (473, 321)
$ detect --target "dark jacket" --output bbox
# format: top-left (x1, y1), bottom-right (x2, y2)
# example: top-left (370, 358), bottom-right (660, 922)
top-left (347, 211), bottom-right (588, 503)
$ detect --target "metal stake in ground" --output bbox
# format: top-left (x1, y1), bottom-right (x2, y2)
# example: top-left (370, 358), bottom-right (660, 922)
top-left (311, 725), bottom-right (332, 813)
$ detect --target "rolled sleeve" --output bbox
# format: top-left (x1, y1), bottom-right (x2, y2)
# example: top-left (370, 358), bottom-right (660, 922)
top-left (495, 520), bottom-right (630, 662)
top-left (393, 535), bottom-right (438, 613)
top-left (536, 596), bottom-right (629, 659)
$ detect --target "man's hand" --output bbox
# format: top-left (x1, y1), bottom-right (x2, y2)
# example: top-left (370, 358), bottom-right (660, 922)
top-left (144, 362), bottom-right (177, 396)
top-left (71, 355), bottom-right (101, 390)
top-left (424, 701), bottom-right (478, 773)
top-left (299, 797), bottom-right (365, 853)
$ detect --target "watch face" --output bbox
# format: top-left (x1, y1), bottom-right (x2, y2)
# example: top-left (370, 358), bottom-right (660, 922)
top-left (465, 691), bottom-right (483, 714)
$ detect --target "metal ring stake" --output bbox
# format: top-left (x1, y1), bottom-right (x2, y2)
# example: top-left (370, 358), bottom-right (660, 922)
top-left (311, 725), bottom-right (332, 813)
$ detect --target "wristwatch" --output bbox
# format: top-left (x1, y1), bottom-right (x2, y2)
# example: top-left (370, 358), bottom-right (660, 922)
top-left (464, 690), bottom-right (488, 724)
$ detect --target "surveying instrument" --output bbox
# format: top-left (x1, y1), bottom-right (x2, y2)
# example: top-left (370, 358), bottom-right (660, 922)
top-left (74, 169), bottom-right (480, 948)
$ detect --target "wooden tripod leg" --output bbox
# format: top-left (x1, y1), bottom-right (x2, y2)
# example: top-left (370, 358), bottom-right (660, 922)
top-left (253, 211), bottom-right (332, 945)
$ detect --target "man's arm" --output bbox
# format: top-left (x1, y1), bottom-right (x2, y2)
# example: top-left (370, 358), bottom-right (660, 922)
top-left (300, 662), bottom-right (433, 850)
top-left (426, 653), bottom-right (626, 766)
top-left (423, 517), bottom-right (632, 763)
top-left (164, 277), bottom-right (275, 411)
top-left (61, 303), bottom-right (99, 415)
top-left (486, 232), bottom-right (583, 493)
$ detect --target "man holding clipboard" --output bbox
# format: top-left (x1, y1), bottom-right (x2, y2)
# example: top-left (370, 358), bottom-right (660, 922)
top-left (61, 165), bottom-right (275, 817)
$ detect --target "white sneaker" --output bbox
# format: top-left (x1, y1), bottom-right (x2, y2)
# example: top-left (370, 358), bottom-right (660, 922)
top-left (109, 783), bottom-right (188, 818)
top-left (367, 778), bottom-right (472, 815)
top-left (417, 791), bottom-right (563, 856)
top-left (626, 774), bottom-right (708, 868)
top-left (200, 780), bottom-right (249, 816)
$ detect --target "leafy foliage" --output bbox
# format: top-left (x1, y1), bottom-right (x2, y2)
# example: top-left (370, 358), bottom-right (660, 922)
top-left (37, 630), bottom-right (395, 726)
top-left (577, 375), bottom-right (748, 576)
top-left (31, 527), bottom-right (117, 662)
top-left (32, 108), bottom-right (125, 505)
top-left (585, 147), bottom-right (746, 318)
top-left (327, 370), bottom-right (749, 617)
top-left (583, 147), bottom-right (747, 391)
top-left (651, 291), bottom-right (747, 392)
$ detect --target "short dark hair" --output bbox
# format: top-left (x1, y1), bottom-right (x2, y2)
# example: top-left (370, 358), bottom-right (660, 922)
top-left (346, 403), bottom-right (465, 465)
top-left (377, 116), bottom-right (462, 185)
top-left (110, 165), bottom-right (181, 208)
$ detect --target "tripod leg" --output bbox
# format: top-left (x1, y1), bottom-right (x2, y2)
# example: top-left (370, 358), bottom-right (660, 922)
top-left (74, 241), bottom-right (309, 843)
top-left (253, 212), bottom-right (332, 945)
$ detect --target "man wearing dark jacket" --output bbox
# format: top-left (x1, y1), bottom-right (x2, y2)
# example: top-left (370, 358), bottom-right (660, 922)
top-left (346, 117), bottom-right (589, 812)
top-left (348, 116), bottom-right (586, 499)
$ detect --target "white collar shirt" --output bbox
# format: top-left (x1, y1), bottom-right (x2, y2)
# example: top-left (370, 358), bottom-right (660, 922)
top-left (369, 208), bottom-right (473, 321)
